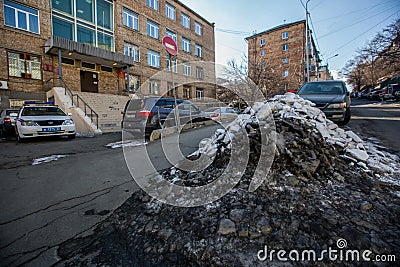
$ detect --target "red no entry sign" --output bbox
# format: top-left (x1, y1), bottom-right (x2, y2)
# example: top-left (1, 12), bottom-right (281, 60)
top-left (162, 36), bottom-right (178, 56)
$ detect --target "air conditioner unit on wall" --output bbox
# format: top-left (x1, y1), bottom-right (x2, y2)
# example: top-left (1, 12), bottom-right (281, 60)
top-left (0, 81), bottom-right (8, 90)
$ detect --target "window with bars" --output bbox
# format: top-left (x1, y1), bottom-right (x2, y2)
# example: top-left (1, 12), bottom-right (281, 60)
top-left (8, 52), bottom-right (41, 80)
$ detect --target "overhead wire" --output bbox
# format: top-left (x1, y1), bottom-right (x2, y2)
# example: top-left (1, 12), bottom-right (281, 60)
top-left (326, 10), bottom-right (399, 57)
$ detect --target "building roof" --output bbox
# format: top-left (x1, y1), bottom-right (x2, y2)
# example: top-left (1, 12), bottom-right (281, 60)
top-left (245, 20), bottom-right (306, 40)
top-left (173, 0), bottom-right (215, 27)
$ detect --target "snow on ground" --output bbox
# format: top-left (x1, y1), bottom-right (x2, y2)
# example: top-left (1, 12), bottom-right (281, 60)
top-left (32, 155), bottom-right (68, 166)
top-left (106, 140), bottom-right (148, 149)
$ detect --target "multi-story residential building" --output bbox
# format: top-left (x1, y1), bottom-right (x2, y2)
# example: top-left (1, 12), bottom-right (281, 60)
top-left (0, 0), bottom-right (216, 109)
top-left (246, 20), bottom-right (320, 93)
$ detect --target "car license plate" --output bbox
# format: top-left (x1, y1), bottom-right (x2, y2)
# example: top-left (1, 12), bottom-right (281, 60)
top-left (42, 127), bottom-right (61, 132)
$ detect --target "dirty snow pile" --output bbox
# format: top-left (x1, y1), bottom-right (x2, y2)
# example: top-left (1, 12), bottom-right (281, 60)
top-left (57, 93), bottom-right (400, 267)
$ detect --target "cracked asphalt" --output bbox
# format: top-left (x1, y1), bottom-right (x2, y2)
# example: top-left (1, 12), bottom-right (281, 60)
top-left (0, 125), bottom-right (221, 266)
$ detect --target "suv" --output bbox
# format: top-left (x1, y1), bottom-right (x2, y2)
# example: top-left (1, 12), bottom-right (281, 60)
top-left (0, 108), bottom-right (19, 137)
top-left (15, 102), bottom-right (76, 142)
top-left (297, 80), bottom-right (351, 125)
top-left (122, 97), bottom-right (205, 136)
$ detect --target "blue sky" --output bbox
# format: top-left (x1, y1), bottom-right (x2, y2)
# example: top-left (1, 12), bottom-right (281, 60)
top-left (181, 0), bottom-right (400, 71)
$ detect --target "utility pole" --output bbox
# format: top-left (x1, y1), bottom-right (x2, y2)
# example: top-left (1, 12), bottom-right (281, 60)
top-left (305, 0), bottom-right (311, 83)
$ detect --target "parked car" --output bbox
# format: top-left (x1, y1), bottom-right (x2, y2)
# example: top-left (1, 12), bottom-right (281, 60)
top-left (369, 88), bottom-right (383, 101)
top-left (15, 102), bottom-right (76, 142)
top-left (122, 97), bottom-right (206, 136)
top-left (387, 84), bottom-right (400, 100)
top-left (0, 108), bottom-right (19, 137)
top-left (360, 87), bottom-right (374, 99)
top-left (204, 107), bottom-right (239, 122)
top-left (297, 80), bottom-right (351, 125)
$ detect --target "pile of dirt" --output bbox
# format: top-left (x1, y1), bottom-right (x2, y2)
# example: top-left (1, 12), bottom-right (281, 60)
top-left (58, 94), bottom-right (400, 266)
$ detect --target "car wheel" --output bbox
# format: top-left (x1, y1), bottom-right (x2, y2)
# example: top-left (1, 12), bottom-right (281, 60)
top-left (67, 134), bottom-right (76, 139)
top-left (16, 132), bottom-right (25, 143)
top-left (338, 109), bottom-right (351, 126)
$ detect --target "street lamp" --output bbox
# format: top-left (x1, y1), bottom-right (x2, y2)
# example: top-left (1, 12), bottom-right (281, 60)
top-left (305, 0), bottom-right (311, 82)
top-left (326, 54), bottom-right (339, 79)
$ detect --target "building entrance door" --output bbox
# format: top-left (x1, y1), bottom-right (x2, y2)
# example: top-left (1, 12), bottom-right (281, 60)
top-left (80, 71), bottom-right (98, 93)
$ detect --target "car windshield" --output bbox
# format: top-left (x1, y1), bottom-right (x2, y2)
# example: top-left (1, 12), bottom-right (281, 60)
top-left (22, 107), bottom-right (66, 116)
top-left (298, 82), bottom-right (344, 95)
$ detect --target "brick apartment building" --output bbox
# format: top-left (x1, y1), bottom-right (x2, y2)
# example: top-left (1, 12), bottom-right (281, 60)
top-left (0, 0), bottom-right (216, 109)
top-left (246, 20), bottom-right (320, 92)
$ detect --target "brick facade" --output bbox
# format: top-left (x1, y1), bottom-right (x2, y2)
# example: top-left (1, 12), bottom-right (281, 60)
top-left (0, 0), bottom-right (216, 109)
top-left (246, 20), bottom-right (320, 92)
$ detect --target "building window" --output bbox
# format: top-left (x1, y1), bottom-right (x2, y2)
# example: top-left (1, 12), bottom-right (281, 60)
top-left (195, 44), bottom-right (203, 58)
top-left (124, 42), bottom-right (139, 62)
top-left (166, 56), bottom-right (177, 73)
top-left (196, 67), bottom-right (204, 80)
top-left (183, 86), bottom-right (191, 99)
top-left (196, 88), bottom-right (204, 99)
top-left (81, 62), bottom-right (96, 69)
top-left (282, 57), bottom-right (289, 64)
top-left (283, 70), bottom-right (289, 77)
top-left (166, 29), bottom-right (177, 43)
top-left (101, 66), bottom-right (113, 72)
top-left (146, 0), bottom-right (159, 11)
top-left (127, 75), bottom-right (140, 92)
top-left (260, 38), bottom-right (266, 46)
top-left (182, 38), bottom-right (191, 53)
top-left (97, 0), bottom-right (113, 30)
top-left (52, 0), bottom-right (73, 15)
top-left (283, 44), bottom-right (289, 51)
top-left (282, 31), bottom-right (289, 39)
top-left (62, 57), bottom-right (75, 65)
top-left (260, 50), bottom-right (266, 56)
top-left (165, 3), bottom-right (175, 20)
top-left (123, 9), bottom-right (139, 31)
top-left (182, 62), bottom-right (191, 76)
top-left (148, 50), bottom-right (160, 68)
top-left (8, 52), bottom-right (41, 80)
top-left (4, 0), bottom-right (40, 34)
top-left (167, 82), bottom-right (178, 97)
top-left (181, 13), bottom-right (190, 28)
top-left (195, 21), bottom-right (202, 35)
top-left (149, 79), bottom-right (160, 95)
top-left (147, 20), bottom-right (159, 39)
top-left (52, 0), bottom-right (114, 51)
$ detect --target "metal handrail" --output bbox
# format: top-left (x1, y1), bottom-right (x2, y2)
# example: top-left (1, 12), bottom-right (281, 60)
top-left (62, 80), bottom-right (99, 129)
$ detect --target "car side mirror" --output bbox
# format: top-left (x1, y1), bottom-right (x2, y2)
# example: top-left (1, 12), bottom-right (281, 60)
top-left (67, 112), bottom-right (72, 116)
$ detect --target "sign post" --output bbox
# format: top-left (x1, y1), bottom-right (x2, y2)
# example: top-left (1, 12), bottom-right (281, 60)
top-left (162, 36), bottom-right (180, 131)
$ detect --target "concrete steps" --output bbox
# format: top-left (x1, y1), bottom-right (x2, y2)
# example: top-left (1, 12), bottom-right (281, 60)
top-left (73, 91), bottom-right (130, 133)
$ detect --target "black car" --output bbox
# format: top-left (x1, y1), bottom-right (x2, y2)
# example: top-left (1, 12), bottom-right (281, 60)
top-left (0, 108), bottom-right (19, 137)
top-left (122, 97), bottom-right (206, 136)
top-left (297, 80), bottom-right (351, 125)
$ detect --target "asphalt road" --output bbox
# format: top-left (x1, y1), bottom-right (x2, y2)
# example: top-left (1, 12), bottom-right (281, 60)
top-left (348, 98), bottom-right (400, 153)
top-left (0, 124), bottom-right (221, 266)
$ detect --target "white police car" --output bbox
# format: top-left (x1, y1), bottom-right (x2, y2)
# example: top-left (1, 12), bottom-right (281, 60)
top-left (15, 102), bottom-right (76, 141)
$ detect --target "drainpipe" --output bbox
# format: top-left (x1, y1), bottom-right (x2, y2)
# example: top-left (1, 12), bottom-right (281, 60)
top-left (58, 48), bottom-right (62, 87)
